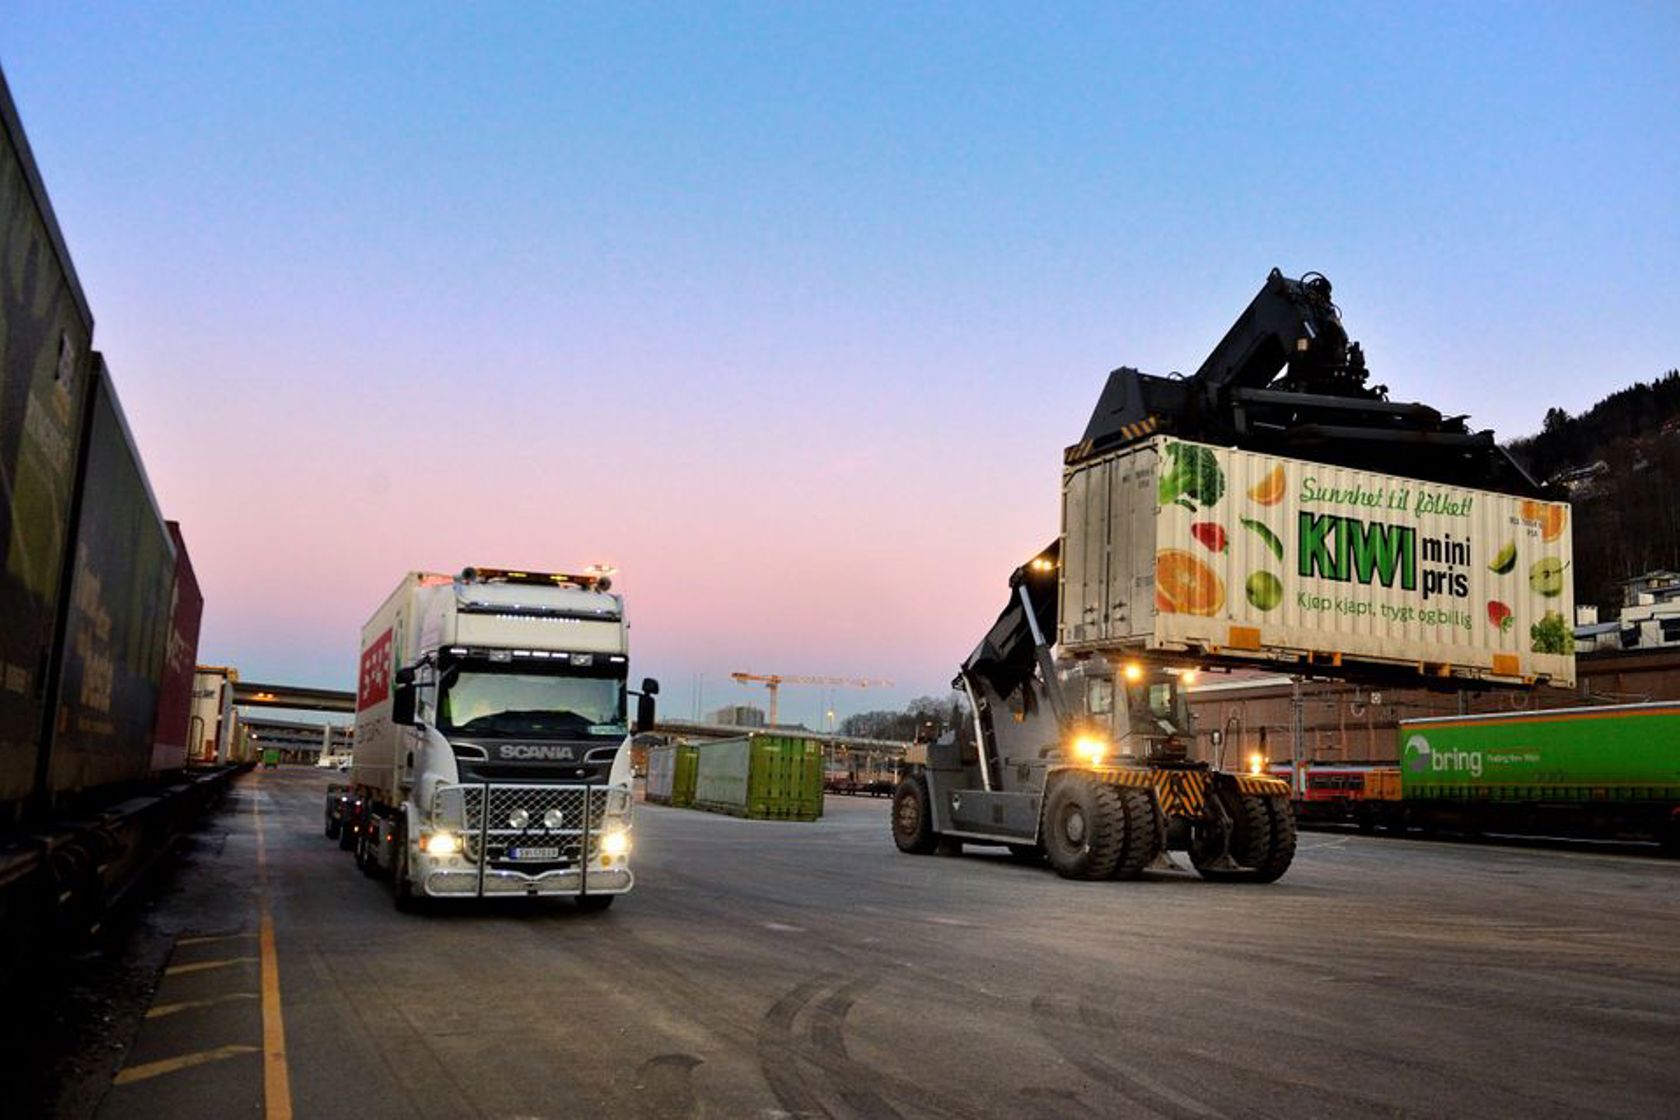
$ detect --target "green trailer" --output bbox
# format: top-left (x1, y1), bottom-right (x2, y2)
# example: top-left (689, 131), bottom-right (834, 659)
top-left (1398, 704), bottom-right (1680, 846)
top-left (693, 734), bottom-right (823, 821)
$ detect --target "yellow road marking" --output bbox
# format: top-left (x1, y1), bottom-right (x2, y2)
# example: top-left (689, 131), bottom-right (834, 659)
top-left (177, 933), bottom-right (256, 946)
top-left (112, 1044), bottom-right (258, 1085)
top-left (254, 775), bottom-right (295, 1120)
top-left (146, 992), bottom-right (260, 1019)
top-left (164, 956), bottom-right (258, 976)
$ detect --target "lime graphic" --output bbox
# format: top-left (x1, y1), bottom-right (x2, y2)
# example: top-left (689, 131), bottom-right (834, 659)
top-left (1246, 571), bottom-right (1283, 612)
top-left (1489, 540), bottom-right (1517, 574)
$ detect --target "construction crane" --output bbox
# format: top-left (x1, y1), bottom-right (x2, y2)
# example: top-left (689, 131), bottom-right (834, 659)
top-left (729, 672), bottom-right (894, 727)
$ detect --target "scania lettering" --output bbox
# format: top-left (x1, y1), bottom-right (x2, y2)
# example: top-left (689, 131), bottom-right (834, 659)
top-left (336, 567), bottom-right (658, 911)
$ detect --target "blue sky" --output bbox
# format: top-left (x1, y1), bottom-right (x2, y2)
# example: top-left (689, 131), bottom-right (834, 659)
top-left (3, 4), bottom-right (1675, 724)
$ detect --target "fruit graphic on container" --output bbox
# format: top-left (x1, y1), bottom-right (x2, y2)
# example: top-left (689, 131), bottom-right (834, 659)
top-left (1156, 549), bottom-right (1225, 616)
top-left (1248, 464), bottom-right (1286, 506)
top-left (1519, 500), bottom-right (1568, 543)
top-left (1489, 540), bottom-right (1517, 574)
top-left (1246, 571), bottom-right (1284, 612)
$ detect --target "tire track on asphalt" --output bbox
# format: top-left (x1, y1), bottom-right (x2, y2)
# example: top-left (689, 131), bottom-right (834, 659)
top-left (1030, 993), bottom-right (1222, 1120)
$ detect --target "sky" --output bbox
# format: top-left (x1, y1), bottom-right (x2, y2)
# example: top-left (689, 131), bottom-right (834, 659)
top-left (3, 4), bottom-right (1676, 728)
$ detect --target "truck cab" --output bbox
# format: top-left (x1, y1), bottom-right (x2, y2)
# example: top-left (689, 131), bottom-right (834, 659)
top-left (346, 567), bottom-right (656, 910)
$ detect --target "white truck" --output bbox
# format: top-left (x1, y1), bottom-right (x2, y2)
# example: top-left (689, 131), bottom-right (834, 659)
top-left (339, 567), bottom-right (657, 910)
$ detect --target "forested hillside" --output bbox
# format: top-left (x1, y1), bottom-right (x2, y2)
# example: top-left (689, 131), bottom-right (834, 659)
top-left (1506, 369), bottom-right (1680, 615)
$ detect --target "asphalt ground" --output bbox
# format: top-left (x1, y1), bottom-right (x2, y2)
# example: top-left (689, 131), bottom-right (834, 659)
top-left (54, 766), bottom-right (1680, 1118)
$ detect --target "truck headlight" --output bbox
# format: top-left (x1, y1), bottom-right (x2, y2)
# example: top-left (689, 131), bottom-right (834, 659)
top-left (1072, 735), bottom-right (1110, 765)
top-left (600, 828), bottom-right (630, 858)
top-left (424, 831), bottom-right (461, 856)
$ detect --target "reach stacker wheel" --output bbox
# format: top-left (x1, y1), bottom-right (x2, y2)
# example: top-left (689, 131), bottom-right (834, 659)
top-left (1043, 773), bottom-right (1127, 880)
top-left (892, 774), bottom-right (939, 854)
top-left (1191, 788), bottom-right (1293, 883)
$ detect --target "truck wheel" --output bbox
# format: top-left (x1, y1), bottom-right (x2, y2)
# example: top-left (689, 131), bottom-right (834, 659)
top-left (325, 816), bottom-right (340, 840)
top-left (1244, 797), bottom-right (1297, 883)
top-left (1111, 788), bottom-right (1160, 880)
top-left (357, 828), bottom-right (382, 878)
top-left (1190, 788), bottom-right (1272, 880)
top-left (392, 829), bottom-right (420, 912)
top-left (577, 895), bottom-right (615, 913)
top-left (892, 774), bottom-right (938, 854)
top-left (339, 819), bottom-right (357, 851)
top-left (1043, 773), bottom-right (1126, 880)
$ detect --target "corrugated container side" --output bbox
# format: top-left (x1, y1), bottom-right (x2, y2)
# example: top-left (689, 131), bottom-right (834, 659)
top-left (673, 745), bottom-right (698, 807)
top-left (645, 744), bottom-right (676, 802)
top-left (693, 737), bottom-right (751, 814)
top-left (1399, 705), bottom-right (1680, 801)
top-left (0, 77), bottom-right (97, 803)
top-left (47, 363), bottom-right (176, 795)
top-left (1061, 437), bottom-right (1576, 687)
top-left (746, 735), bottom-right (824, 820)
top-left (150, 522), bottom-right (203, 771)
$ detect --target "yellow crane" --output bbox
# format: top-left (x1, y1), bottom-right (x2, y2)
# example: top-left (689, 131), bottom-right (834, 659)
top-left (729, 672), bottom-right (893, 727)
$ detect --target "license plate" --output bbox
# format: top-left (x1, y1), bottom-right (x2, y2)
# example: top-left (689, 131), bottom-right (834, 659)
top-left (509, 846), bottom-right (560, 861)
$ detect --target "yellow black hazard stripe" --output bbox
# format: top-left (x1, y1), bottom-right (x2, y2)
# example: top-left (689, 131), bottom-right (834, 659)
top-left (1235, 773), bottom-right (1291, 798)
top-left (1092, 766), bottom-right (1209, 819)
top-left (1064, 416), bottom-right (1161, 463)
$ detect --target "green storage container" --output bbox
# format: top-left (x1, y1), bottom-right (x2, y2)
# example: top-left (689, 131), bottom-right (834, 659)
top-left (645, 742), bottom-right (698, 807)
top-left (693, 733), bottom-right (824, 820)
top-left (1399, 703), bottom-right (1680, 802)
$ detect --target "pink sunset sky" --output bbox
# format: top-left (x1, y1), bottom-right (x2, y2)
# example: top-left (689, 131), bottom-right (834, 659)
top-left (4, 7), bottom-right (1675, 727)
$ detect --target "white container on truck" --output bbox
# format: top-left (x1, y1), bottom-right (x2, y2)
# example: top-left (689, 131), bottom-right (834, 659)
top-left (1060, 437), bottom-right (1575, 688)
top-left (344, 567), bottom-right (658, 910)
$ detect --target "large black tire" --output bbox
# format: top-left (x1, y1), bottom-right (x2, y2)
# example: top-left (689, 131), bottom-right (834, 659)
top-left (357, 827), bottom-right (382, 878)
top-left (338, 819), bottom-right (357, 851)
top-left (1190, 788), bottom-right (1272, 881)
top-left (392, 827), bottom-right (419, 911)
top-left (1043, 773), bottom-right (1127, 880)
top-left (1245, 796), bottom-right (1297, 883)
top-left (577, 894), bottom-right (615, 913)
top-left (892, 774), bottom-right (938, 854)
top-left (325, 815), bottom-right (340, 840)
top-left (1110, 788), bottom-right (1161, 880)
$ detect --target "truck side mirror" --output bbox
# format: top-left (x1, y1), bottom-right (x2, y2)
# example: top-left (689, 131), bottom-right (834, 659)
top-left (392, 667), bottom-right (416, 727)
top-left (634, 678), bottom-right (659, 734)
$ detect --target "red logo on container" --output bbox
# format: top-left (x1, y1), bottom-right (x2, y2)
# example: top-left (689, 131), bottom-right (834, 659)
top-left (358, 629), bottom-right (394, 711)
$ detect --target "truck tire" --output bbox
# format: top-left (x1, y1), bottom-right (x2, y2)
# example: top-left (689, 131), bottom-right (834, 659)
top-left (325, 814), bottom-right (340, 840)
top-left (392, 828), bottom-right (419, 912)
top-left (892, 773), bottom-right (939, 854)
top-left (1190, 788), bottom-right (1272, 880)
top-left (1110, 788), bottom-right (1160, 880)
top-left (577, 894), bottom-right (615, 913)
top-left (1043, 773), bottom-right (1126, 880)
top-left (338, 817), bottom-right (357, 851)
top-left (1244, 796), bottom-right (1297, 883)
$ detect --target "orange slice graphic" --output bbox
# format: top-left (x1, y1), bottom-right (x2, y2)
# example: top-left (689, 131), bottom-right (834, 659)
top-left (1248, 464), bottom-right (1286, 506)
top-left (1518, 499), bottom-right (1568, 543)
top-left (1156, 549), bottom-right (1226, 616)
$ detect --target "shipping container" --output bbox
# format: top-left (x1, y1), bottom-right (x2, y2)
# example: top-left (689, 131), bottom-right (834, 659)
top-left (1399, 704), bottom-right (1680, 802)
top-left (692, 734), bottom-right (823, 820)
top-left (0, 69), bottom-right (96, 805)
top-left (150, 522), bottom-right (203, 771)
top-left (1060, 437), bottom-right (1575, 687)
top-left (45, 358), bottom-right (176, 798)
top-left (645, 742), bottom-right (697, 807)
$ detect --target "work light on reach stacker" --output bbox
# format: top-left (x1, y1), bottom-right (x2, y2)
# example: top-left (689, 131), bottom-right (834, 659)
top-left (1123, 662), bottom-right (1144, 683)
top-left (1071, 735), bottom-right (1110, 765)
top-left (1247, 753), bottom-right (1266, 776)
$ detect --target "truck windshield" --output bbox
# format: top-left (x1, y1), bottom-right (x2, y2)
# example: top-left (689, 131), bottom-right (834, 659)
top-left (438, 666), bottom-right (626, 738)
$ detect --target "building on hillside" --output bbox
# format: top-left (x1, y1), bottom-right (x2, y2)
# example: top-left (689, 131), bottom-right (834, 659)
top-left (706, 704), bottom-right (767, 728)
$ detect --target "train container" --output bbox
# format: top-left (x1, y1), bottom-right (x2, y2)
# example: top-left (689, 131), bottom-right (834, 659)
top-left (1399, 703), bottom-right (1680, 849)
top-left (692, 734), bottom-right (823, 821)
top-left (150, 522), bottom-right (203, 771)
top-left (0, 69), bottom-right (97, 808)
top-left (43, 358), bottom-right (176, 800)
top-left (1059, 437), bottom-right (1575, 687)
top-left (645, 742), bottom-right (697, 807)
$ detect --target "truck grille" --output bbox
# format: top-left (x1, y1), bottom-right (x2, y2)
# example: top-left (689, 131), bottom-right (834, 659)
top-left (460, 783), bottom-right (614, 868)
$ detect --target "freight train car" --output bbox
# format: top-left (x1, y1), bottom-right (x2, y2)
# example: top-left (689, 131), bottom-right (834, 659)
top-left (1398, 704), bottom-right (1680, 848)
top-left (0, 62), bottom-right (228, 993)
top-left (1268, 704), bottom-right (1680, 850)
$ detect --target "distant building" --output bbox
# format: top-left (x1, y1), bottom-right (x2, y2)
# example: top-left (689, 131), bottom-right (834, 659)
top-left (707, 704), bottom-right (767, 728)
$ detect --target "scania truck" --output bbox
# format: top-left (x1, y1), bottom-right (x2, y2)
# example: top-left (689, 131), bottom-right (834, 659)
top-left (339, 567), bottom-right (657, 910)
